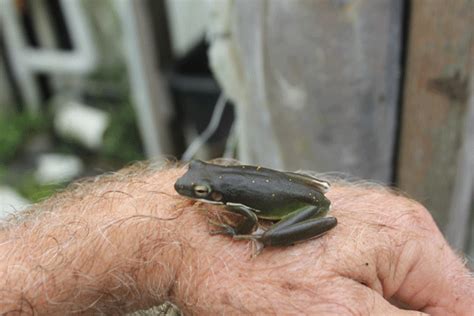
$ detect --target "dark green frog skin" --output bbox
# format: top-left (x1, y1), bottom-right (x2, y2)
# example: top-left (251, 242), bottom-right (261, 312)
top-left (174, 160), bottom-right (337, 248)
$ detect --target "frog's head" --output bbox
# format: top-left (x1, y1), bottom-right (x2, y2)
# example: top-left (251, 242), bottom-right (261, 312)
top-left (174, 160), bottom-right (224, 203)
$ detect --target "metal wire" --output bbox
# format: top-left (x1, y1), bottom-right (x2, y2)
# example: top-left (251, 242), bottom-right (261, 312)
top-left (181, 93), bottom-right (229, 161)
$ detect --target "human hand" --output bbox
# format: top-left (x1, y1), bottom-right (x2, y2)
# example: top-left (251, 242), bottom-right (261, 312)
top-left (1, 165), bottom-right (472, 315)
top-left (171, 179), bottom-right (473, 315)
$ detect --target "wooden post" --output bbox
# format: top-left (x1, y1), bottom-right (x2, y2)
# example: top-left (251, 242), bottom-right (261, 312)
top-left (397, 0), bottom-right (473, 237)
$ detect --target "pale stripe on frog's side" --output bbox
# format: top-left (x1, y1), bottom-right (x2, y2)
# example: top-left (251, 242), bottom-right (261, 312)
top-left (194, 199), bottom-right (261, 213)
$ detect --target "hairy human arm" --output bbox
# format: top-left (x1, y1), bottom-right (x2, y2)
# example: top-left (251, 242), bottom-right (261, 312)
top-left (0, 164), bottom-right (186, 314)
top-left (1, 163), bottom-right (472, 315)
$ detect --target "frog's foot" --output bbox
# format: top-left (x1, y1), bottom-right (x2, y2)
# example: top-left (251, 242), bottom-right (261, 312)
top-left (208, 204), bottom-right (259, 237)
top-left (232, 233), bottom-right (263, 241)
top-left (208, 219), bottom-right (237, 236)
top-left (233, 233), bottom-right (265, 256)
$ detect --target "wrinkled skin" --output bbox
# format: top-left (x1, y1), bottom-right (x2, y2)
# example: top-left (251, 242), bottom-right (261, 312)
top-left (170, 170), bottom-right (473, 315)
top-left (1, 166), bottom-right (472, 315)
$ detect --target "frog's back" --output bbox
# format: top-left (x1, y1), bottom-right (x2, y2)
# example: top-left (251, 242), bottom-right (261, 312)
top-left (207, 163), bottom-right (328, 218)
top-left (215, 163), bottom-right (329, 194)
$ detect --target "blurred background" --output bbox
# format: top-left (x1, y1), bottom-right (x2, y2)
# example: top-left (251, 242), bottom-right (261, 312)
top-left (0, 0), bottom-right (472, 263)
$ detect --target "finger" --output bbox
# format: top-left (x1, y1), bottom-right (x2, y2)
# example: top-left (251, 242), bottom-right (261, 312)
top-left (370, 291), bottom-right (429, 316)
top-left (326, 186), bottom-right (474, 315)
top-left (387, 237), bottom-right (473, 315)
top-left (324, 277), bottom-right (429, 316)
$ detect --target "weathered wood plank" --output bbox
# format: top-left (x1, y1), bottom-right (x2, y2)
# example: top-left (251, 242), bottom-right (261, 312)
top-left (225, 0), bottom-right (402, 182)
top-left (444, 61), bottom-right (474, 251)
top-left (397, 0), bottom-right (473, 233)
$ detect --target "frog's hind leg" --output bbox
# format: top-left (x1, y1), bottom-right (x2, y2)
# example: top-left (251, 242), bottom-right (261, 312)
top-left (209, 204), bottom-right (259, 237)
top-left (260, 216), bottom-right (337, 247)
top-left (271, 198), bottom-right (330, 232)
top-left (235, 198), bottom-right (336, 248)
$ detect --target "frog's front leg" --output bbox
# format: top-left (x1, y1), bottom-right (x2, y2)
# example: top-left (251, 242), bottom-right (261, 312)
top-left (209, 204), bottom-right (259, 236)
top-left (236, 199), bottom-right (337, 247)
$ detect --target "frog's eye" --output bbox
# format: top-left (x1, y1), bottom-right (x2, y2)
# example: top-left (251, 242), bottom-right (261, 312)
top-left (193, 185), bottom-right (210, 197)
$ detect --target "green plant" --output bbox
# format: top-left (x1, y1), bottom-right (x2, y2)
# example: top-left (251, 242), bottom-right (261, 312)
top-left (0, 112), bottom-right (46, 163)
top-left (102, 101), bottom-right (145, 164)
top-left (16, 173), bottom-right (64, 203)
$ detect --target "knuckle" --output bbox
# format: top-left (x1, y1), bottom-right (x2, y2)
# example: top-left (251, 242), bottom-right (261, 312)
top-left (391, 196), bottom-right (439, 233)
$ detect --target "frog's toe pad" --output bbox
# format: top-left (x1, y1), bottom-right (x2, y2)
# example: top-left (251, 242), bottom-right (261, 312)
top-left (209, 223), bottom-right (236, 236)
